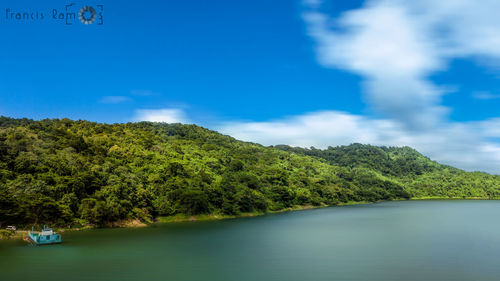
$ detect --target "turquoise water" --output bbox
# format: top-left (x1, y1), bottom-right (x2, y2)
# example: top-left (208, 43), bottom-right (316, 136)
top-left (2, 200), bottom-right (500, 281)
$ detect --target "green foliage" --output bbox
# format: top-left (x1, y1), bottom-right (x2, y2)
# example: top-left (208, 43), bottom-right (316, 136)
top-left (274, 144), bottom-right (500, 199)
top-left (0, 229), bottom-right (14, 239)
top-left (0, 117), bottom-right (497, 227)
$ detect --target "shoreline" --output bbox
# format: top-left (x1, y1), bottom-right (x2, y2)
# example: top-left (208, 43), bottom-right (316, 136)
top-left (157, 200), bottom-right (380, 223)
top-left (2, 197), bottom-right (495, 241)
top-left (0, 201), bottom-right (371, 240)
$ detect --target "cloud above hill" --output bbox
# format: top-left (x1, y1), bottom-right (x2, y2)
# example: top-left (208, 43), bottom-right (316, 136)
top-left (220, 0), bottom-right (500, 173)
top-left (134, 108), bottom-right (189, 124)
top-left (219, 111), bottom-right (500, 173)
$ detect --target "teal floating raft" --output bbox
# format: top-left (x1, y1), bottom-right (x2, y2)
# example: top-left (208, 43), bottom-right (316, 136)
top-left (27, 226), bottom-right (62, 245)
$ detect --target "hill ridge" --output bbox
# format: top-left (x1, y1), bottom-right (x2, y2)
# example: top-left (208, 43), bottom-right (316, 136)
top-left (1, 116), bottom-right (499, 227)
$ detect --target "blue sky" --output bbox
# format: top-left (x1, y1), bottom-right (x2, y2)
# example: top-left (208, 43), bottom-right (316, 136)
top-left (2, 0), bottom-right (500, 173)
top-left (0, 0), bottom-right (365, 122)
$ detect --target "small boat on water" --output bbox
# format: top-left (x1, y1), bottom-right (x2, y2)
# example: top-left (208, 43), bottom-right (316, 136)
top-left (27, 226), bottom-right (62, 245)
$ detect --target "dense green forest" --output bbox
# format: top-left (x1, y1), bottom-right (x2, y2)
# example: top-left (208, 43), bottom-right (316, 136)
top-left (273, 144), bottom-right (500, 198)
top-left (0, 117), bottom-right (499, 228)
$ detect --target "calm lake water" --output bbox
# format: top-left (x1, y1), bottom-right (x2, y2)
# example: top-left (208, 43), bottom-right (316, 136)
top-left (2, 200), bottom-right (500, 281)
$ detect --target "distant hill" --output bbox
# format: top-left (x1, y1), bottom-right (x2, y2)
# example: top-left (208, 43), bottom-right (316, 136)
top-left (1, 117), bottom-right (499, 227)
top-left (273, 144), bottom-right (500, 199)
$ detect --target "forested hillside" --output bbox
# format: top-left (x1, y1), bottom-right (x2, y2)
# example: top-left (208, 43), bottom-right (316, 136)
top-left (0, 117), bottom-right (498, 227)
top-left (274, 144), bottom-right (500, 198)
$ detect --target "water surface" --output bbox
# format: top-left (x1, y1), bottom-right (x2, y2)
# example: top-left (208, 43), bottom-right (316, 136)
top-left (2, 200), bottom-right (500, 281)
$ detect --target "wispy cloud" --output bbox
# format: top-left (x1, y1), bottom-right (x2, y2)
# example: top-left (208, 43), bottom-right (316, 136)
top-left (472, 91), bottom-right (500, 100)
top-left (99, 96), bottom-right (132, 104)
top-left (133, 108), bottom-right (189, 123)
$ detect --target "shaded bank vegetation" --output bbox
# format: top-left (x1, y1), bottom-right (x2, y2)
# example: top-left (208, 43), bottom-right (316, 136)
top-left (0, 117), bottom-right (498, 227)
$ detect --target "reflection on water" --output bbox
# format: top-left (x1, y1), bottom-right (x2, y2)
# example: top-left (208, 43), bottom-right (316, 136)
top-left (2, 200), bottom-right (500, 281)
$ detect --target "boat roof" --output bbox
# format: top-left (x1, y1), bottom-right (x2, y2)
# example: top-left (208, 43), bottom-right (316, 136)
top-left (38, 226), bottom-right (56, 235)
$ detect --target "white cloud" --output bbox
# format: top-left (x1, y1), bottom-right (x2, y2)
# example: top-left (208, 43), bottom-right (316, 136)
top-left (472, 118), bottom-right (500, 138)
top-left (99, 96), bottom-right (131, 104)
top-left (303, 2), bottom-right (444, 129)
top-left (220, 110), bottom-right (500, 174)
top-left (302, 0), bottom-right (500, 129)
top-left (133, 108), bottom-right (189, 123)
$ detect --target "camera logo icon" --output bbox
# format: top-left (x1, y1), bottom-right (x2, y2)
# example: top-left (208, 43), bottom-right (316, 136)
top-left (78, 5), bottom-right (97, 25)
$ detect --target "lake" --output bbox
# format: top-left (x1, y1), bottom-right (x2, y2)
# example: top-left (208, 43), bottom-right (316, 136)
top-left (2, 200), bottom-right (500, 281)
